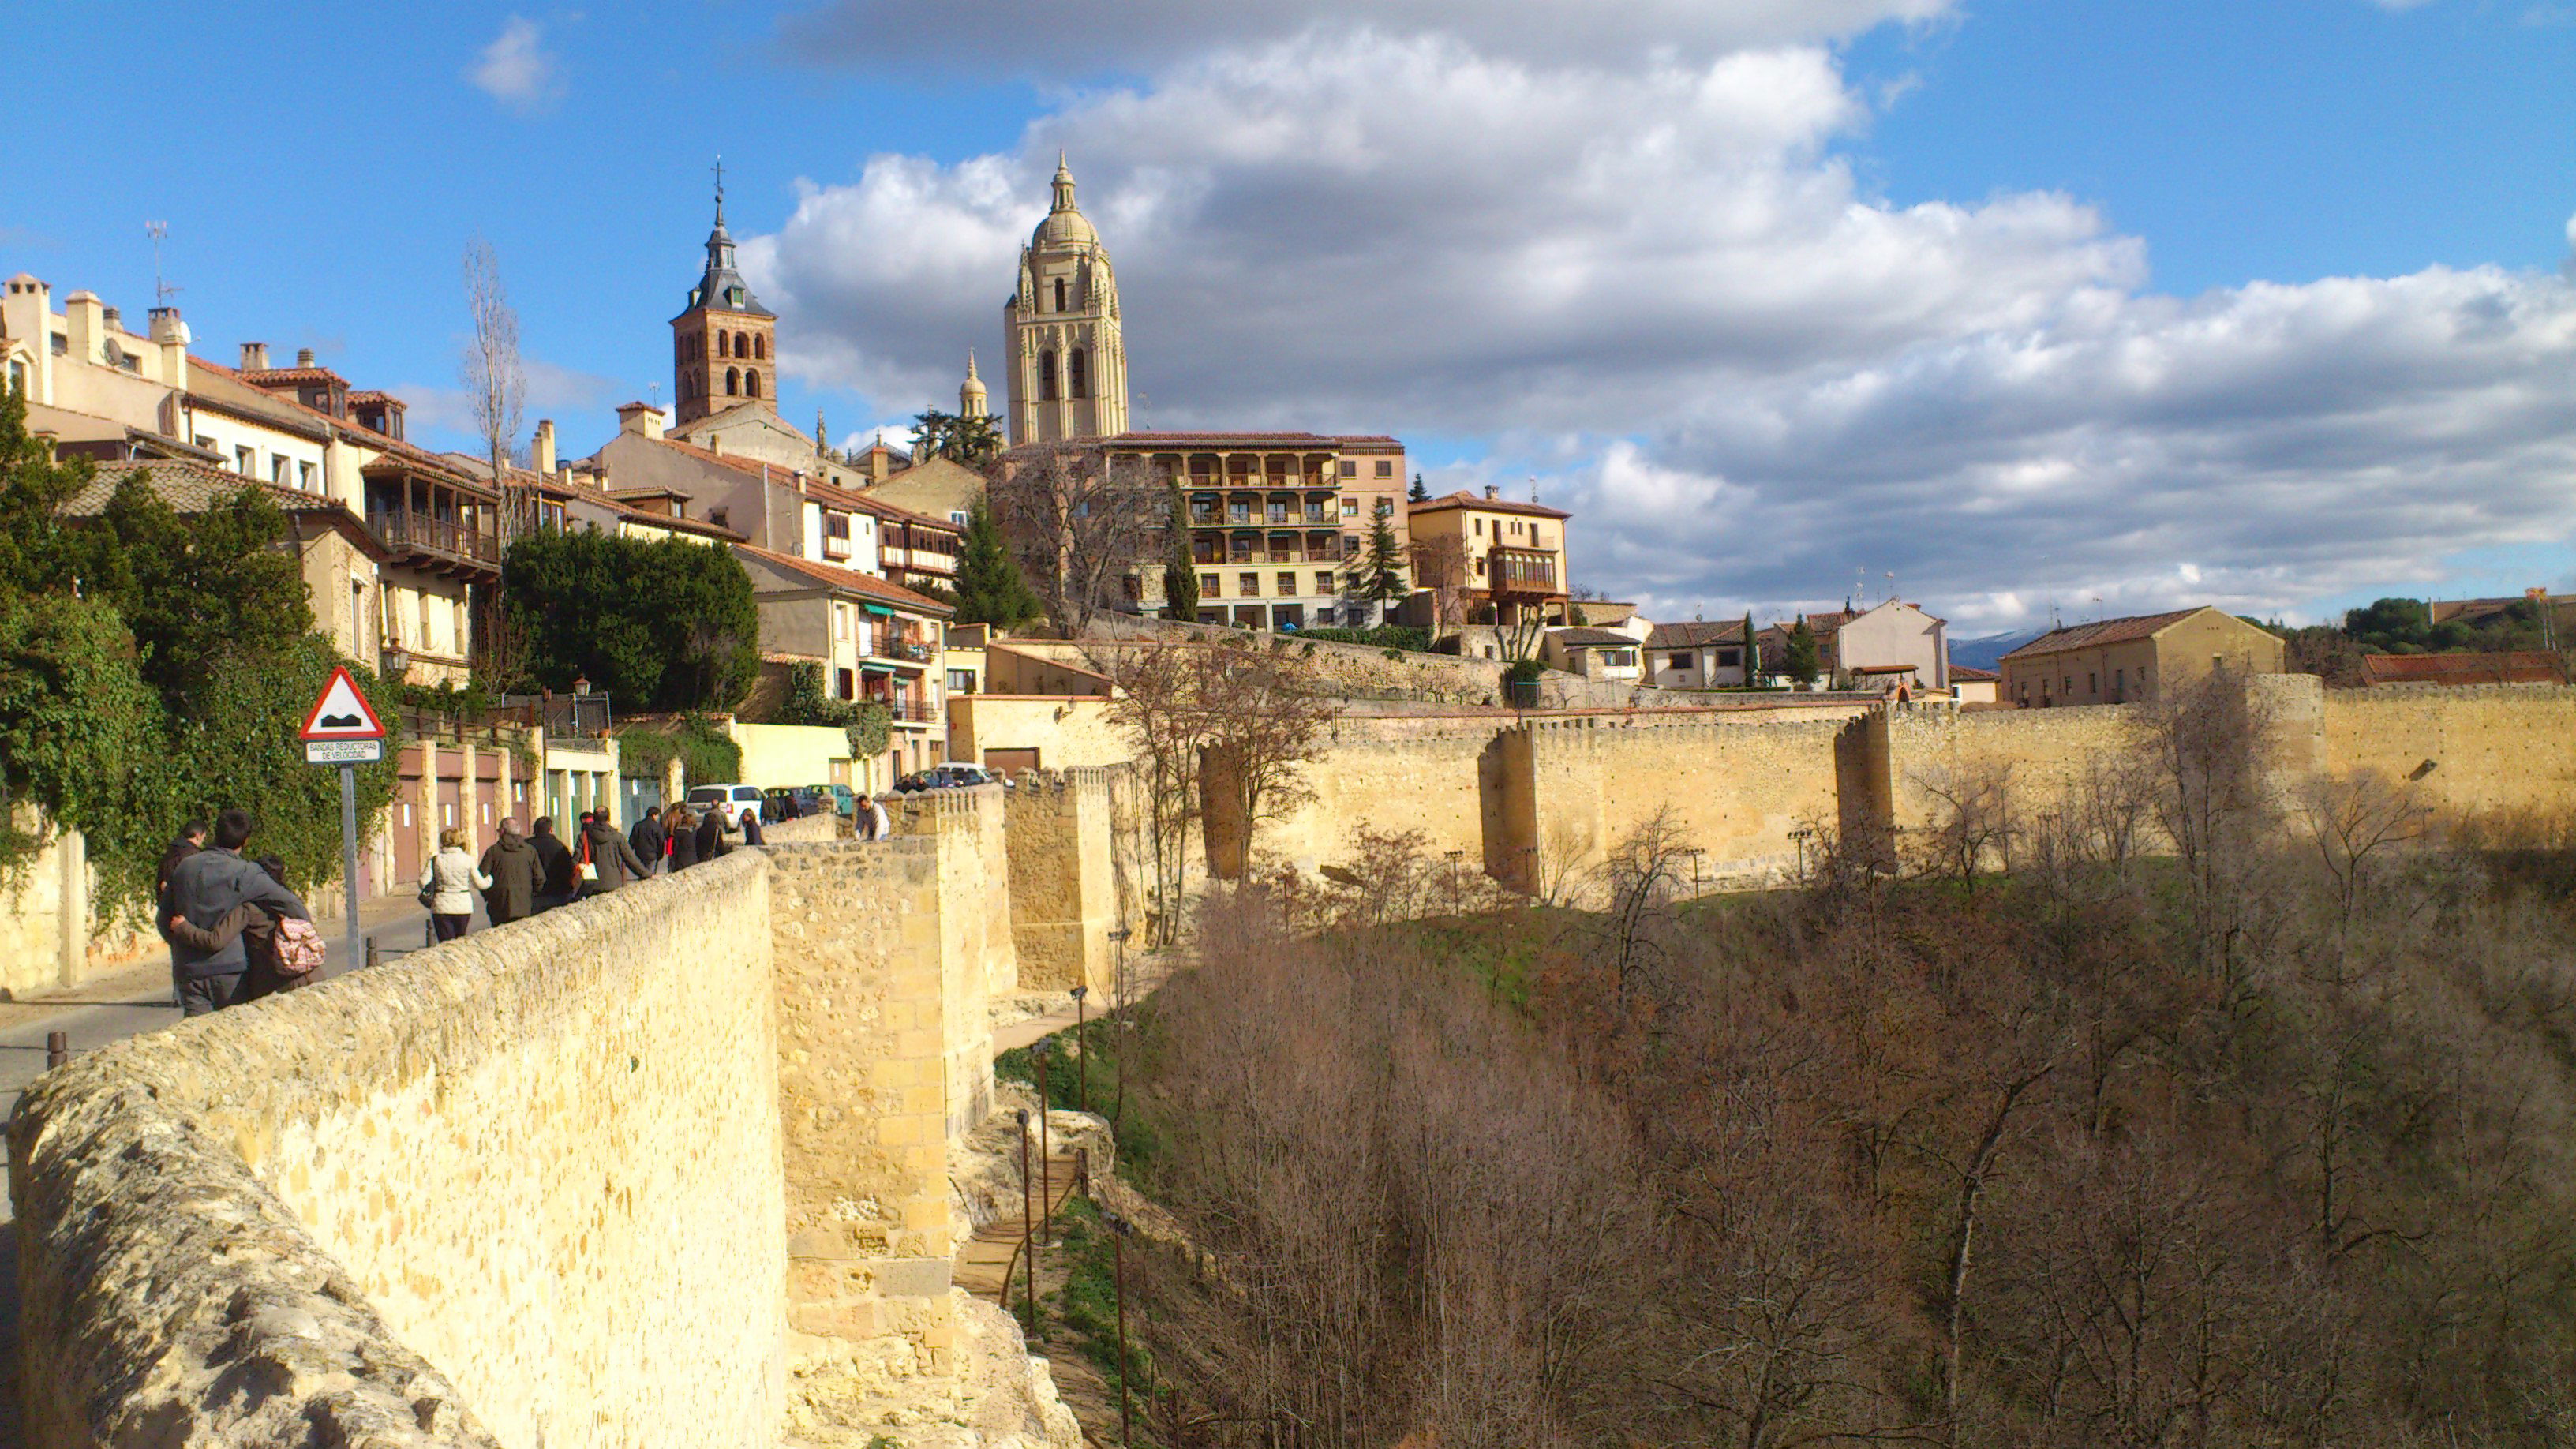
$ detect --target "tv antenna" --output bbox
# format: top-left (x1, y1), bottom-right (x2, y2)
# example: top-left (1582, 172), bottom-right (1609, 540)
top-left (145, 222), bottom-right (180, 307)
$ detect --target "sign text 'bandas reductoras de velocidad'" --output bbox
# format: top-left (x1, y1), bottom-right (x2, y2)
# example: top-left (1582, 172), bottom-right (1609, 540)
top-left (299, 666), bottom-right (386, 765)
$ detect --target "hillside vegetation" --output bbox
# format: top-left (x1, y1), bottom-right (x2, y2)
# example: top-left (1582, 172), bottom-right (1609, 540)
top-left (1117, 679), bottom-right (2576, 1448)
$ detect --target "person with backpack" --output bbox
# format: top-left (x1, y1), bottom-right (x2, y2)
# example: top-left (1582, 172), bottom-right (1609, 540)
top-left (478, 819), bottom-right (542, 925)
top-left (162, 809), bottom-right (308, 1016)
top-left (575, 813), bottom-right (653, 898)
top-left (628, 806), bottom-right (667, 878)
top-left (419, 827), bottom-right (490, 942)
top-left (163, 854), bottom-right (323, 1004)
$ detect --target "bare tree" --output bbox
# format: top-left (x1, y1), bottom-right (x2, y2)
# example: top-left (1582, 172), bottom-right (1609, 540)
top-left (1411, 533), bottom-right (1471, 638)
top-left (1906, 758), bottom-right (2016, 891)
top-left (987, 443), bottom-right (1161, 638)
top-left (1097, 643), bottom-right (1216, 946)
top-left (1200, 644), bottom-right (1333, 878)
top-left (461, 238), bottom-right (526, 515)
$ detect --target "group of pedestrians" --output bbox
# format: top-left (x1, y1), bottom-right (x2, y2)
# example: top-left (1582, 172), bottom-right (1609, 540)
top-left (157, 810), bottom-right (320, 1017)
top-left (421, 810), bottom-right (664, 941)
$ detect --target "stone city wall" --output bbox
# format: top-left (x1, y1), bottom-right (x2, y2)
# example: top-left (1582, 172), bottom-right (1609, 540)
top-left (10, 851), bottom-right (789, 1449)
top-left (2318, 683), bottom-right (2576, 819)
top-left (1004, 769), bottom-right (1128, 995)
top-left (888, 785), bottom-right (1017, 1139)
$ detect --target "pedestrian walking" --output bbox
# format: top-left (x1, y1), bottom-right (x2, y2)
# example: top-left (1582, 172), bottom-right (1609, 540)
top-left (695, 805), bottom-right (728, 864)
top-left (479, 819), bottom-right (542, 924)
top-left (530, 816), bottom-right (575, 912)
top-left (666, 808), bottom-right (700, 871)
top-left (739, 806), bottom-right (766, 847)
top-left (628, 806), bottom-right (667, 878)
top-left (575, 814), bottom-right (654, 897)
top-left (161, 809), bottom-right (307, 1017)
top-left (856, 792), bottom-right (891, 841)
top-left (420, 827), bottom-right (490, 942)
top-left (165, 853), bottom-right (316, 1003)
top-left (155, 818), bottom-right (208, 908)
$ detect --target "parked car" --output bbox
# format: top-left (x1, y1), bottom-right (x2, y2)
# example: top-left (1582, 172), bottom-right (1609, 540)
top-left (914, 762), bottom-right (1000, 792)
top-left (685, 783), bottom-right (767, 825)
top-left (811, 784), bottom-right (856, 818)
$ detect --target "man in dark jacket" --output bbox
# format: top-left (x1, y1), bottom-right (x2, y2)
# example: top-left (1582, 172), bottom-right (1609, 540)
top-left (162, 809), bottom-right (307, 1016)
top-left (667, 811), bottom-right (700, 871)
top-left (695, 807), bottom-right (727, 865)
top-left (628, 807), bottom-right (666, 878)
top-left (576, 815), bottom-right (654, 896)
top-left (478, 820), bottom-right (543, 924)
top-left (155, 819), bottom-right (208, 908)
top-left (530, 817), bottom-right (575, 912)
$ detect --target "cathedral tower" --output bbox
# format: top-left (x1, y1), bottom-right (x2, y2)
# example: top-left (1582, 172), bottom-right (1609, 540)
top-left (960, 351), bottom-right (989, 420)
top-left (1005, 153), bottom-right (1129, 444)
top-left (671, 167), bottom-right (776, 428)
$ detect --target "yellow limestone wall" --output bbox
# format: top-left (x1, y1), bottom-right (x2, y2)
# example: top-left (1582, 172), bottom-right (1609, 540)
top-left (1004, 769), bottom-right (1125, 994)
top-left (2320, 684), bottom-right (2576, 817)
top-left (888, 784), bottom-right (1015, 1136)
top-left (11, 852), bottom-right (788, 1449)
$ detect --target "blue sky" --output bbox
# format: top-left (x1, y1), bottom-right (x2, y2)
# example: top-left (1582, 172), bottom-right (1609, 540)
top-left (5, 0), bottom-right (2571, 629)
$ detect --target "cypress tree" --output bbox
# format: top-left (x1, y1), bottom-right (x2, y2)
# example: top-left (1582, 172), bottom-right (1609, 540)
top-left (1163, 484), bottom-right (1200, 621)
top-left (1785, 620), bottom-right (1821, 685)
top-left (951, 498), bottom-right (1041, 630)
top-left (1347, 497), bottom-right (1410, 625)
top-left (1741, 611), bottom-right (1757, 686)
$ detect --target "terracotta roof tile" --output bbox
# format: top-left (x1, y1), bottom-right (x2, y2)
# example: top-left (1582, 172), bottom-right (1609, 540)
top-left (730, 542), bottom-right (954, 616)
top-left (1548, 627), bottom-right (1636, 647)
top-left (2361, 651), bottom-right (2566, 686)
top-left (2000, 608), bottom-right (2210, 661)
top-left (1406, 489), bottom-right (1572, 521)
top-left (1645, 620), bottom-right (1746, 649)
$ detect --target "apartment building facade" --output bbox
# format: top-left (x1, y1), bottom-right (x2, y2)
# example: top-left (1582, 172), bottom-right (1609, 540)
top-left (1404, 486), bottom-right (1572, 646)
top-left (1095, 431), bottom-right (1410, 630)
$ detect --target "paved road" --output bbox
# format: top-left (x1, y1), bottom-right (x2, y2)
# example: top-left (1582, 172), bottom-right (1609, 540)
top-left (0, 893), bottom-right (478, 1124)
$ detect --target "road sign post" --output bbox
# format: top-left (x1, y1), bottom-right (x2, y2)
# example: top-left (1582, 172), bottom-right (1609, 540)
top-left (299, 666), bottom-right (388, 964)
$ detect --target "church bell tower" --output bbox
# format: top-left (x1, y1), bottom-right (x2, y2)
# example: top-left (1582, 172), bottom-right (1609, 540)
top-left (1004, 153), bottom-right (1129, 445)
top-left (672, 163), bottom-right (777, 427)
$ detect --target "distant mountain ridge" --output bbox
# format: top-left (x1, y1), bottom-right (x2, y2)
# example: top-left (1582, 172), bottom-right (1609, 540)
top-left (1949, 627), bottom-right (2050, 672)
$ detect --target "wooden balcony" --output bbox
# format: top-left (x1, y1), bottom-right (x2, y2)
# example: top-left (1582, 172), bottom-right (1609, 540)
top-left (367, 506), bottom-right (500, 578)
top-left (1488, 546), bottom-right (1563, 597)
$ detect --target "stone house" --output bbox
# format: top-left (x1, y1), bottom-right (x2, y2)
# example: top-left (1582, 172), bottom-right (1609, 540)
top-left (1403, 485), bottom-right (1571, 643)
top-left (1541, 627), bottom-right (1643, 680)
top-left (733, 544), bottom-right (955, 784)
top-left (1645, 620), bottom-right (1750, 688)
top-left (2000, 605), bottom-right (2286, 707)
top-left (1833, 600), bottom-right (1950, 691)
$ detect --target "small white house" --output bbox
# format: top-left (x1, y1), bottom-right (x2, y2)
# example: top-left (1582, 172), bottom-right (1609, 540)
top-left (1541, 627), bottom-right (1644, 680)
top-left (1644, 620), bottom-right (1750, 688)
top-left (1833, 600), bottom-right (1949, 691)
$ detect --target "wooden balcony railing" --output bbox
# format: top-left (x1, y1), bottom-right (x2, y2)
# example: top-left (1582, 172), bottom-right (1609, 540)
top-left (369, 507), bottom-right (500, 570)
top-left (1490, 547), bottom-right (1561, 595)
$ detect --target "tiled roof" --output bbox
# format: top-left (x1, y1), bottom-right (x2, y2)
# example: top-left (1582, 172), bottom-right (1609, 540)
top-left (1950, 664), bottom-right (2000, 681)
top-left (238, 366), bottom-right (346, 387)
top-left (730, 542), bottom-right (955, 616)
top-left (56, 459), bottom-right (389, 558)
top-left (1852, 663), bottom-right (1920, 676)
top-left (1407, 489), bottom-right (1572, 521)
top-left (2361, 651), bottom-right (2566, 686)
top-left (1548, 627), bottom-right (1635, 647)
top-left (189, 355), bottom-right (479, 484)
top-left (1645, 620), bottom-right (1746, 649)
top-left (2001, 608), bottom-right (2208, 661)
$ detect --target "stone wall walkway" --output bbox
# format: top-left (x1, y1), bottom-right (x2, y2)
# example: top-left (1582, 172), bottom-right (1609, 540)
top-left (954, 1149), bottom-right (1085, 1308)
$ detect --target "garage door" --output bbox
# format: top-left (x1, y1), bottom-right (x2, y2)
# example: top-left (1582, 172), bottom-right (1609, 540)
top-left (984, 748), bottom-right (1040, 777)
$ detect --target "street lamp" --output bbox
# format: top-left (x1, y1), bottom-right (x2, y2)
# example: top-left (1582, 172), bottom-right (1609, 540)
top-left (1069, 984), bottom-right (1089, 1113)
top-left (1101, 1209), bottom-right (1136, 1446)
top-left (1031, 1038), bottom-right (1054, 1245)
top-left (1014, 1107), bottom-right (1038, 1335)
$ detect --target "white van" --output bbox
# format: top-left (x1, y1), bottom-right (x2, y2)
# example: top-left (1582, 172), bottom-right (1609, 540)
top-left (685, 783), bottom-right (766, 824)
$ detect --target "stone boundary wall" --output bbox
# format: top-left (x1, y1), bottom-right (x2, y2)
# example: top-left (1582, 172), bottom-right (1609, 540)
top-left (886, 786), bottom-right (1014, 1139)
top-left (1005, 772), bottom-right (1124, 994)
top-left (2318, 683), bottom-right (2576, 819)
top-left (769, 811), bottom-right (846, 844)
top-left (9, 852), bottom-right (788, 1449)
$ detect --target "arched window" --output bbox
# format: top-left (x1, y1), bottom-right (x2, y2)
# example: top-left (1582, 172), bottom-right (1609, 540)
top-left (726, 367), bottom-right (739, 396)
top-left (746, 369), bottom-right (761, 399)
top-left (1039, 350), bottom-right (1059, 402)
top-left (1069, 347), bottom-right (1088, 399)
top-left (1053, 277), bottom-right (1068, 312)
top-left (753, 334), bottom-right (766, 361)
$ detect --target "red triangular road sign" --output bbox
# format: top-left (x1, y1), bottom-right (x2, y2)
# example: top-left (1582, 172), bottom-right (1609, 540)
top-left (299, 666), bottom-right (387, 740)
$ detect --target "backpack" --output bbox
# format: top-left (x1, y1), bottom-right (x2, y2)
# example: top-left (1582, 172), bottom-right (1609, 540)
top-left (270, 916), bottom-right (326, 976)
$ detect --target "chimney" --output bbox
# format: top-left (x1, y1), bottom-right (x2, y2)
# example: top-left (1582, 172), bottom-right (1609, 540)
top-left (616, 401), bottom-right (665, 441)
top-left (147, 306), bottom-right (187, 343)
top-left (1483, 483), bottom-right (1499, 500)
top-left (63, 291), bottom-right (103, 364)
top-left (533, 418), bottom-right (556, 474)
top-left (100, 306), bottom-right (121, 331)
top-left (296, 346), bottom-right (316, 367)
top-left (240, 342), bottom-right (269, 371)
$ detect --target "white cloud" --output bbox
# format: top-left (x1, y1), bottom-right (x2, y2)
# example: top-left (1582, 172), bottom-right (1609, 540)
top-left (744, 28), bottom-right (2576, 630)
top-left (466, 17), bottom-right (561, 114)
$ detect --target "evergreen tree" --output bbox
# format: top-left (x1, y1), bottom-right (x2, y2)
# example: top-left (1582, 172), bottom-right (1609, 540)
top-left (1741, 611), bottom-right (1757, 685)
top-left (951, 498), bottom-right (1042, 630)
top-left (1346, 498), bottom-right (1410, 625)
top-left (1408, 472), bottom-right (1429, 504)
top-left (1162, 484), bottom-right (1200, 621)
top-left (503, 528), bottom-right (759, 710)
top-left (909, 410), bottom-right (1004, 467)
top-left (1784, 620), bottom-right (1821, 685)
